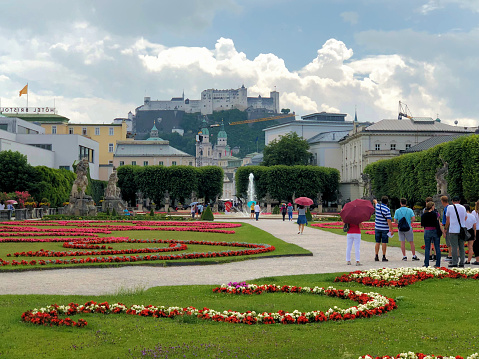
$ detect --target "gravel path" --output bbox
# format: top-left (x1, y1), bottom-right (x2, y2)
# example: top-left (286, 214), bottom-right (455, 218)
top-left (0, 219), bottom-right (426, 295)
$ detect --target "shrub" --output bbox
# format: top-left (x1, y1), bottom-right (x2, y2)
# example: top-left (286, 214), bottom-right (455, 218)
top-left (201, 206), bottom-right (214, 221)
top-left (306, 207), bottom-right (313, 221)
top-left (272, 205), bottom-right (280, 214)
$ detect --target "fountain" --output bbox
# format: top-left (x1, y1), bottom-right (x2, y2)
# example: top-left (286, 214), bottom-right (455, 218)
top-left (247, 173), bottom-right (256, 203)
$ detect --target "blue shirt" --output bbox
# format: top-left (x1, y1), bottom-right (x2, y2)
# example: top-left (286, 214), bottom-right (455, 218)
top-left (442, 205), bottom-right (448, 225)
top-left (394, 206), bottom-right (414, 225)
top-left (287, 205), bottom-right (293, 213)
top-left (375, 203), bottom-right (391, 231)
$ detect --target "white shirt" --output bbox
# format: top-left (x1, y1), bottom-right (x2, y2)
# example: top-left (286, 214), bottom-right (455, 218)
top-left (446, 204), bottom-right (467, 233)
top-left (254, 204), bottom-right (260, 212)
top-left (465, 213), bottom-right (475, 230)
top-left (0, 203), bottom-right (4, 210)
top-left (471, 210), bottom-right (479, 228)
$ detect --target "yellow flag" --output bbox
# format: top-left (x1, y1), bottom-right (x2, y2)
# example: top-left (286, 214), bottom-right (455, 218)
top-left (19, 84), bottom-right (28, 97)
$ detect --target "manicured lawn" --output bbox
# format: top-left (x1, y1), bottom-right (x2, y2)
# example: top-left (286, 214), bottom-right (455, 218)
top-left (0, 221), bottom-right (311, 271)
top-left (1, 272), bottom-right (479, 358)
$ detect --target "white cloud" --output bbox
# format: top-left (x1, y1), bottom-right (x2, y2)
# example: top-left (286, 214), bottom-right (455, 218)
top-left (340, 11), bottom-right (359, 25)
top-left (419, 0), bottom-right (479, 14)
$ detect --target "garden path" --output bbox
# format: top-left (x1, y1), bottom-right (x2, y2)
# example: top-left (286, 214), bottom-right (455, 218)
top-left (1, 219), bottom-right (427, 295)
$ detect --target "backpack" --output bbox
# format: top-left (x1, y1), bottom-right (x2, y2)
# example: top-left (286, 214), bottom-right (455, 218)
top-left (397, 208), bottom-right (410, 232)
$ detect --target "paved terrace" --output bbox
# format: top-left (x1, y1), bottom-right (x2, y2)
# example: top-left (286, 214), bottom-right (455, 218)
top-left (0, 218), bottom-right (427, 295)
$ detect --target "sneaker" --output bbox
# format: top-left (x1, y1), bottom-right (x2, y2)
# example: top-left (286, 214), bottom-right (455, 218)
top-left (382, 257), bottom-right (388, 262)
top-left (402, 256), bottom-right (407, 261)
top-left (356, 262), bottom-right (362, 266)
top-left (472, 261), bottom-right (479, 265)
top-left (412, 256), bottom-right (420, 261)
top-left (445, 257), bottom-right (452, 262)
top-left (458, 264), bottom-right (465, 267)
top-left (448, 264), bottom-right (458, 268)
top-left (347, 261), bottom-right (351, 265)
top-left (465, 261), bottom-right (471, 264)
top-left (375, 255), bottom-right (379, 262)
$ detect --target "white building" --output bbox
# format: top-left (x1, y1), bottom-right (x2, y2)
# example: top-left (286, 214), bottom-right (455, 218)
top-left (339, 117), bottom-right (472, 201)
top-left (0, 116), bottom-right (100, 179)
top-left (138, 85), bottom-right (279, 115)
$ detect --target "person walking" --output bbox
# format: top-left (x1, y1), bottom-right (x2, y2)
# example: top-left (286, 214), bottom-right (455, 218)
top-left (287, 203), bottom-right (293, 221)
top-left (421, 201), bottom-right (442, 268)
top-left (345, 222), bottom-right (362, 266)
top-left (191, 204), bottom-right (196, 219)
top-left (464, 204), bottom-right (476, 264)
top-left (373, 196), bottom-right (394, 262)
top-left (297, 205), bottom-right (307, 234)
top-left (280, 203), bottom-right (287, 221)
top-left (254, 203), bottom-right (261, 221)
top-left (445, 196), bottom-right (467, 268)
top-left (394, 198), bottom-right (419, 261)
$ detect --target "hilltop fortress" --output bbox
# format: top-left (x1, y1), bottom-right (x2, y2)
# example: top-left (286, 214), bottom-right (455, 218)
top-left (139, 85), bottom-right (279, 116)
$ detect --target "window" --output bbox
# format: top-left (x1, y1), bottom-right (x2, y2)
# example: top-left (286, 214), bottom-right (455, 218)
top-left (405, 144), bottom-right (411, 150)
top-left (95, 127), bottom-right (100, 136)
top-left (30, 144), bottom-right (52, 151)
top-left (390, 144), bottom-right (396, 150)
top-left (69, 127), bottom-right (74, 134)
top-left (108, 160), bottom-right (113, 165)
top-left (143, 161), bottom-right (149, 166)
top-left (189, 162), bottom-right (193, 166)
top-left (172, 161), bottom-right (177, 166)
top-left (109, 127), bottom-right (114, 136)
top-left (159, 161), bottom-right (164, 166)
top-left (82, 127), bottom-right (87, 135)
top-left (119, 161), bottom-right (124, 166)
top-left (131, 161), bottom-right (136, 166)
top-left (108, 143), bottom-right (114, 153)
top-left (78, 145), bottom-right (94, 162)
top-left (375, 144), bottom-right (381, 151)
top-left (52, 126), bottom-right (57, 134)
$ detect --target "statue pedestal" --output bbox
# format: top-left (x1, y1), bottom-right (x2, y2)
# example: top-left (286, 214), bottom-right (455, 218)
top-left (65, 195), bottom-right (97, 216)
top-left (102, 197), bottom-right (127, 214)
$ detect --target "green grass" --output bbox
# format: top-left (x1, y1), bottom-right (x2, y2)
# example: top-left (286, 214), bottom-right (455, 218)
top-left (0, 222), bottom-right (311, 271)
top-left (1, 273), bottom-right (479, 358)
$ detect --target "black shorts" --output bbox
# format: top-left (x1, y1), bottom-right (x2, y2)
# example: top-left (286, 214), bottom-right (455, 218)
top-left (251, 210), bottom-right (254, 213)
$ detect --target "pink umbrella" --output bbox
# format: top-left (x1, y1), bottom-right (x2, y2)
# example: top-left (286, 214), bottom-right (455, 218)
top-left (6, 200), bottom-right (18, 204)
top-left (340, 199), bottom-right (375, 225)
top-left (294, 197), bottom-right (313, 206)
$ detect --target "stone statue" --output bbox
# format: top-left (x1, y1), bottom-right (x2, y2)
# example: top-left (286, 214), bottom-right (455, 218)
top-left (65, 158), bottom-right (97, 216)
top-left (104, 168), bottom-right (121, 199)
top-left (70, 158), bottom-right (89, 198)
top-left (102, 167), bottom-right (127, 213)
top-left (361, 172), bottom-right (373, 199)
top-left (435, 157), bottom-right (448, 195)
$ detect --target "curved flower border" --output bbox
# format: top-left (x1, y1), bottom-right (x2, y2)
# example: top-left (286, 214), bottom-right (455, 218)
top-left (360, 352), bottom-right (479, 359)
top-left (335, 267), bottom-right (479, 287)
top-left (21, 284), bottom-right (396, 328)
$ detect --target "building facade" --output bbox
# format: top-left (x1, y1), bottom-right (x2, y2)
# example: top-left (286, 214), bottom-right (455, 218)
top-left (136, 86), bottom-right (279, 116)
top-left (339, 117), bottom-right (472, 201)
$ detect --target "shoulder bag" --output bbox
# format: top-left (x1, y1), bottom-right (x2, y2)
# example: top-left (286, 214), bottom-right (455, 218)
top-left (453, 204), bottom-right (471, 241)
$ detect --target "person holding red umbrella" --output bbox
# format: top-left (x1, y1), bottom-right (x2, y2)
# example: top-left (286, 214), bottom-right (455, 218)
top-left (340, 199), bottom-right (375, 266)
top-left (294, 197), bottom-right (313, 234)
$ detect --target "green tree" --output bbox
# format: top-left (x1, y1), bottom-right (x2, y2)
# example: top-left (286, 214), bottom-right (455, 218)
top-left (0, 150), bottom-right (37, 193)
top-left (117, 165), bottom-right (139, 206)
top-left (197, 166), bottom-right (223, 203)
top-left (262, 132), bottom-right (312, 166)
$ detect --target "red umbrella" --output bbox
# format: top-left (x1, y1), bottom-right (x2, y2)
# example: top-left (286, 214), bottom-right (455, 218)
top-left (340, 199), bottom-right (375, 225)
top-left (294, 197), bottom-right (313, 206)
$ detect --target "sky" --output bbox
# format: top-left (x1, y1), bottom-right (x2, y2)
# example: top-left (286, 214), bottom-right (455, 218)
top-left (1, 0), bottom-right (479, 127)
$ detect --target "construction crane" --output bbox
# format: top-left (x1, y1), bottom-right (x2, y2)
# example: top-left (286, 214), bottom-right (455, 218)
top-left (229, 113), bottom-right (295, 126)
top-left (398, 101), bottom-right (413, 120)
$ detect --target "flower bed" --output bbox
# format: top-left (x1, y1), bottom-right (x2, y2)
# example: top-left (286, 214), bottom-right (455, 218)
top-left (360, 352), bottom-right (479, 359)
top-left (21, 283), bottom-right (396, 328)
top-left (335, 267), bottom-right (479, 287)
top-left (0, 221), bottom-right (277, 267)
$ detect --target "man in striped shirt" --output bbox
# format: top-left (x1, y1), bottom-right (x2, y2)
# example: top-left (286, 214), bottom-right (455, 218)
top-left (373, 196), bottom-right (394, 262)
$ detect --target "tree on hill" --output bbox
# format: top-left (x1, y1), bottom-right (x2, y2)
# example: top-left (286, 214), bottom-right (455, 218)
top-left (262, 132), bottom-right (313, 166)
top-left (0, 150), bottom-right (37, 193)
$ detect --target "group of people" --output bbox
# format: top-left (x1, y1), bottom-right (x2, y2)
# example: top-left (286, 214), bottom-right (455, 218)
top-left (345, 195), bottom-right (479, 268)
top-left (0, 201), bottom-right (14, 211)
top-left (190, 203), bottom-right (204, 219)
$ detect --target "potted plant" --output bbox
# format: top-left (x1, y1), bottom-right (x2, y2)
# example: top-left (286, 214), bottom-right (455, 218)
top-left (24, 197), bottom-right (37, 210)
top-left (39, 198), bottom-right (50, 210)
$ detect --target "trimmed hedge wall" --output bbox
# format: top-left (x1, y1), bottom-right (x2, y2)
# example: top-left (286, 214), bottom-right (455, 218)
top-left (235, 165), bottom-right (340, 203)
top-left (117, 165), bottom-right (224, 205)
top-left (364, 135), bottom-right (479, 204)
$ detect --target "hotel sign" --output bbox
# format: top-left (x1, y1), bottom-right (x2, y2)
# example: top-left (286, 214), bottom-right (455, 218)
top-left (0, 107), bottom-right (56, 114)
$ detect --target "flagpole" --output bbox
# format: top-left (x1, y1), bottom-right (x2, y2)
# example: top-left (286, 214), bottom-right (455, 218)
top-left (27, 83), bottom-right (28, 108)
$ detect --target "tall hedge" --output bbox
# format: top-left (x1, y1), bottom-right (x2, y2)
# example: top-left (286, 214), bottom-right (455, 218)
top-left (117, 165), bottom-right (223, 205)
top-left (364, 135), bottom-right (479, 204)
top-left (30, 166), bottom-right (76, 207)
top-left (235, 165), bottom-right (340, 203)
